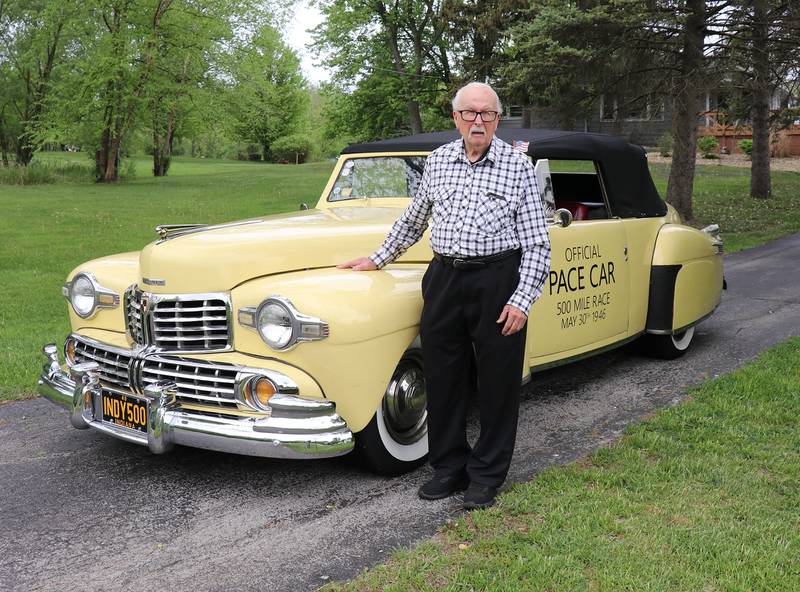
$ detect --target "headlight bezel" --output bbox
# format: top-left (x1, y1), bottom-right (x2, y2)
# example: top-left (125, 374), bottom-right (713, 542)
top-left (62, 272), bottom-right (120, 319)
top-left (238, 296), bottom-right (329, 351)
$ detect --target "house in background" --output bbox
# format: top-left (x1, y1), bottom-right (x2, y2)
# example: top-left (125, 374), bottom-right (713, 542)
top-left (503, 85), bottom-right (800, 156)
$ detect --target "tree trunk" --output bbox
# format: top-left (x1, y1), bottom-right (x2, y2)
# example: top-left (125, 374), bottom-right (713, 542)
top-left (666, 0), bottom-right (706, 221)
top-left (152, 98), bottom-right (176, 177)
top-left (749, 0), bottom-right (771, 199)
top-left (1, 117), bottom-right (12, 166)
top-left (407, 100), bottom-right (423, 135)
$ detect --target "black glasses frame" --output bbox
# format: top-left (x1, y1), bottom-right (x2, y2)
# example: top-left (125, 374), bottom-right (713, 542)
top-left (457, 110), bottom-right (499, 122)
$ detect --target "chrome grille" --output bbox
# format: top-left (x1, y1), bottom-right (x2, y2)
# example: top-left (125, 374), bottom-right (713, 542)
top-left (73, 340), bottom-right (133, 389)
top-left (150, 299), bottom-right (229, 350)
top-left (124, 287), bottom-right (145, 346)
top-left (141, 356), bottom-right (238, 409)
top-left (123, 286), bottom-right (231, 352)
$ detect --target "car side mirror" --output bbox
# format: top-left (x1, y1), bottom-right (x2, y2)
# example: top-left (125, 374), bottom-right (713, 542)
top-left (553, 208), bottom-right (573, 228)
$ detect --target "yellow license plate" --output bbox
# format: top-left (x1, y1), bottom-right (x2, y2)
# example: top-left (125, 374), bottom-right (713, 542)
top-left (101, 392), bottom-right (148, 433)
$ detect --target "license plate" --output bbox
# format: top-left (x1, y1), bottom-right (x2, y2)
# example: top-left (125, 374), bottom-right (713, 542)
top-left (101, 391), bottom-right (148, 433)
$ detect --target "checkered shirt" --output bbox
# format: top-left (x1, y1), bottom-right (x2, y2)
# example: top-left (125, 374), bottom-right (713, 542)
top-left (370, 137), bottom-right (551, 314)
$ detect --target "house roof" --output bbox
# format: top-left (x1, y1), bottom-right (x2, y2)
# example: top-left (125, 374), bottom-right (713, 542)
top-left (342, 128), bottom-right (667, 218)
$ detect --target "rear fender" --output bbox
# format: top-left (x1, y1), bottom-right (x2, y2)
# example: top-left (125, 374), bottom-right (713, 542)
top-left (647, 225), bottom-right (723, 333)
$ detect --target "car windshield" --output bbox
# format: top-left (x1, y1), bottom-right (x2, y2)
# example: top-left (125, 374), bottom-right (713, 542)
top-left (328, 156), bottom-right (427, 202)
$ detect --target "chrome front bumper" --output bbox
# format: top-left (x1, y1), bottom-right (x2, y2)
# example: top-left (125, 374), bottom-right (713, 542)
top-left (37, 344), bottom-right (354, 459)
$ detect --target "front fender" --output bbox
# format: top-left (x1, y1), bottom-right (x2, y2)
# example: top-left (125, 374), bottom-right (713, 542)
top-left (231, 265), bottom-right (426, 432)
top-left (66, 252), bottom-right (140, 333)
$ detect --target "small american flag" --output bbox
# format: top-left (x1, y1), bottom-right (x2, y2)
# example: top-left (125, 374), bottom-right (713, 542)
top-left (512, 140), bottom-right (529, 151)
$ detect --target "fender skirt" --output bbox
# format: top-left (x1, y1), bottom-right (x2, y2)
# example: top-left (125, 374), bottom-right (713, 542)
top-left (646, 264), bottom-right (682, 333)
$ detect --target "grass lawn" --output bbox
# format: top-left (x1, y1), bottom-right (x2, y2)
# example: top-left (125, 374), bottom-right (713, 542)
top-left (322, 338), bottom-right (800, 591)
top-left (1, 152), bottom-right (799, 400)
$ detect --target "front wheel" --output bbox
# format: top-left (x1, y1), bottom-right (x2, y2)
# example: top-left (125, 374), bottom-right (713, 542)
top-left (352, 348), bottom-right (429, 475)
top-left (645, 325), bottom-right (695, 360)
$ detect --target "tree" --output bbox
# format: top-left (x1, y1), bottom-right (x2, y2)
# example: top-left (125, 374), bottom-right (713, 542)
top-left (0, 0), bottom-right (78, 165)
top-left (225, 24), bottom-right (307, 160)
top-left (502, 0), bottom-right (736, 221)
top-left (146, 0), bottom-right (233, 176)
top-left (715, 0), bottom-right (800, 199)
top-left (313, 0), bottom-right (452, 136)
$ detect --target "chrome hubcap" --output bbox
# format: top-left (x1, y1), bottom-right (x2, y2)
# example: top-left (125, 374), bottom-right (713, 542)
top-left (382, 360), bottom-right (427, 445)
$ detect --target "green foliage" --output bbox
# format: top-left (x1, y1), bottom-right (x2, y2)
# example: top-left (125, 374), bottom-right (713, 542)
top-left (738, 139), bottom-right (754, 158)
top-left (312, 0), bottom-right (453, 139)
top-left (658, 132), bottom-right (673, 157)
top-left (225, 24), bottom-right (308, 160)
top-left (271, 134), bottom-right (313, 163)
top-left (697, 135), bottom-right (720, 158)
top-left (0, 159), bottom-right (94, 185)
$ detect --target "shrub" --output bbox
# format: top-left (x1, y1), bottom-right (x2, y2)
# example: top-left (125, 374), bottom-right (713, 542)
top-left (697, 135), bottom-right (720, 158)
top-left (0, 159), bottom-right (94, 185)
top-left (658, 132), bottom-right (673, 157)
top-left (271, 134), bottom-right (313, 164)
top-left (738, 139), bottom-right (753, 158)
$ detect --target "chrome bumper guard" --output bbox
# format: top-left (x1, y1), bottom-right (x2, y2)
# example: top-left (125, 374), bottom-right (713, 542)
top-left (37, 344), bottom-right (354, 459)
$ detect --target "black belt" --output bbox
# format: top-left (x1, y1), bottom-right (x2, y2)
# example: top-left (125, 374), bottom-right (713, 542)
top-left (432, 249), bottom-right (520, 270)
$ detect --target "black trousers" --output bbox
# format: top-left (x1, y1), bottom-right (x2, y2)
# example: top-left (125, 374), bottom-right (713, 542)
top-left (419, 252), bottom-right (527, 487)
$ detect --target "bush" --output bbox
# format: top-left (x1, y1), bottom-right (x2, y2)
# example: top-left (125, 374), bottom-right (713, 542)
top-left (697, 135), bottom-right (720, 158)
top-left (0, 159), bottom-right (94, 185)
top-left (658, 132), bottom-right (673, 157)
top-left (271, 134), bottom-right (313, 164)
top-left (738, 139), bottom-right (753, 158)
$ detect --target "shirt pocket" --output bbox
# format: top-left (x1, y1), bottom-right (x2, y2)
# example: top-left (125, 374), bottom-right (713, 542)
top-left (430, 185), bottom-right (455, 226)
top-left (475, 189), bottom-right (512, 235)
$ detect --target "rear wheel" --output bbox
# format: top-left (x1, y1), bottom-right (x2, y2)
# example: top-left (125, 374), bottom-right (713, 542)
top-left (645, 325), bottom-right (695, 360)
top-left (353, 347), bottom-right (428, 475)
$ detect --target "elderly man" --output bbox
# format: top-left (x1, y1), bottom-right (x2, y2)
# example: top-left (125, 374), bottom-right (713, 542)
top-left (339, 82), bottom-right (550, 509)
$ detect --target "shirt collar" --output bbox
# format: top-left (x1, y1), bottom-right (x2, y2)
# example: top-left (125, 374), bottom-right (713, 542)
top-left (449, 137), bottom-right (498, 166)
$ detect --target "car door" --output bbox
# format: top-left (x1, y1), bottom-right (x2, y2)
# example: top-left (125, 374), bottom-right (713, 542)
top-left (525, 160), bottom-right (631, 365)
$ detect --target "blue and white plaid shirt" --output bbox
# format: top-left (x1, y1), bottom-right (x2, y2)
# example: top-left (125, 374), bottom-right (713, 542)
top-left (370, 137), bottom-right (551, 313)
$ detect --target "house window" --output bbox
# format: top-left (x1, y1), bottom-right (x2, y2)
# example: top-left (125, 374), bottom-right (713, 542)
top-left (600, 96), bottom-right (617, 121)
top-left (601, 94), bottom-right (664, 122)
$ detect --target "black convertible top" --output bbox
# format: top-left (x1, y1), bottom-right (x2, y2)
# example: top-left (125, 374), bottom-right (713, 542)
top-left (342, 128), bottom-right (666, 218)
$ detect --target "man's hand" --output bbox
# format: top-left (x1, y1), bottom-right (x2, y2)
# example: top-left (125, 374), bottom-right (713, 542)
top-left (337, 257), bottom-right (378, 271)
top-left (496, 304), bottom-right (527, 336)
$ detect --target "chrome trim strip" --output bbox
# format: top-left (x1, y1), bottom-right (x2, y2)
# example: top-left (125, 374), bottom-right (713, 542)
top-left (155, 219), bottom-right (263, 243)
top-left (530, 332), bottom-right (644, 373)
top-left (645, 308), bottom-right (716, 336)
top-left (37, 343), bottom-right (354, 460)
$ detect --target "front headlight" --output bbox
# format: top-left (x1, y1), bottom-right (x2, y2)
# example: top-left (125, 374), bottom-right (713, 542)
top-left (62, 272), bottom-right (120, 319)
top-left (238, 296), bottom-right (329, 351)
top-left (257, 300), bottom-right (294, 350)
top-left (70, 274), bottom-right (96, 317)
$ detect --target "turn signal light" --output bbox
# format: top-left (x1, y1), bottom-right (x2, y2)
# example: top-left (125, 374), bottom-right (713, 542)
top-left (244, 377), bottom-right (277, 410)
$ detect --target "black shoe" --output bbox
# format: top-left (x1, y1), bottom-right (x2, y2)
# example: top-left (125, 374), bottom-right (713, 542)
top-left (463, 484), bottom-right (498, 510)
top-left (418, 474), bottom-right (469, 500)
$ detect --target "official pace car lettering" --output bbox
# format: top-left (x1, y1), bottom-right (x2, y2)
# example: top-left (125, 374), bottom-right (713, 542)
top-left (548, 243), bottom-right (616, 330)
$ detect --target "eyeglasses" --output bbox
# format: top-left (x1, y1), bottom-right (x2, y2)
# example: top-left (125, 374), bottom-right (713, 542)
top-left (457, 110), bottom-right (499, 122)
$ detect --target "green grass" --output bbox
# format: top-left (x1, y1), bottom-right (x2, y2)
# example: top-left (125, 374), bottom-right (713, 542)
top-left (0, 152), bottom-right (798, 400)
top-left (0, 152), bottom-right (334, 400)
top-left (648, 162), bottom-right (800, 252)
top-left (322, 338), bottom-right (800, 591)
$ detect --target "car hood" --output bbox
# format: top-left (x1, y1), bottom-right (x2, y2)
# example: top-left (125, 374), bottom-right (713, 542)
top-left (138, 207), bottom-right (431, 293)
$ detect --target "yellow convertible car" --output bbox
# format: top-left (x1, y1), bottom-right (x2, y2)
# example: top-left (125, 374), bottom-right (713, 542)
top-left (37, 129), bottom-right (724, 474)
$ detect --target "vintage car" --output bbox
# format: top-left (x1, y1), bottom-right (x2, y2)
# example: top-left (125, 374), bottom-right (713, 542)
top-left (37, 128), bottom-right (724, 475)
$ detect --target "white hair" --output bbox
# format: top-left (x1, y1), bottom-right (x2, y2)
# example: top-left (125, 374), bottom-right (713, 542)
top-left (451, 82), bottom-right (503, 113)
